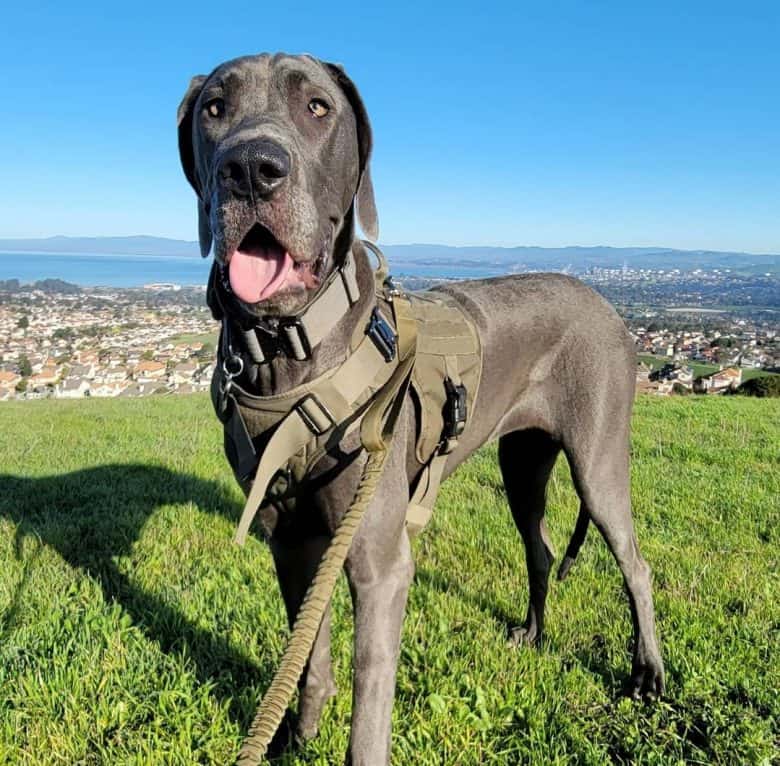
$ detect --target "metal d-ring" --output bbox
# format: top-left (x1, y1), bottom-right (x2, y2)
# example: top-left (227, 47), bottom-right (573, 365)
top-left (223, 354), bottom-right (244, 378)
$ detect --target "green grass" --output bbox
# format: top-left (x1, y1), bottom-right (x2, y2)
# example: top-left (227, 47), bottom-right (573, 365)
top-left (165, 332), bottom-right (219, 349)
top-left (0, 395), bottom-right (778, 764)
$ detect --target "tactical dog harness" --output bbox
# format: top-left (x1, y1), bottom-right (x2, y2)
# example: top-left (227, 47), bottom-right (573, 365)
top-left (209, 242), bottom-right (482, 763)
top-left (210, 241), bottom-right (482, 544)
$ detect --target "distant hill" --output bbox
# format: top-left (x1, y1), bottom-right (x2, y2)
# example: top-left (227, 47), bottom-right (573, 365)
top-left (0, 235), bottom-right (777, 275)
top-left (384, 244), bottom-right (779, 276)
top-left (0, 235), bottom-right (200, 257)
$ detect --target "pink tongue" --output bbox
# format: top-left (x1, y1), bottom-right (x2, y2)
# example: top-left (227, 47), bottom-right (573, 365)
top-left (229, 246), bottom-right (294, 303)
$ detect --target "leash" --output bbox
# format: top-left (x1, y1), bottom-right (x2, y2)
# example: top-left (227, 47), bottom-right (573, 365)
top-left (236, 447), bottom-right (388, 765)
top-left (235, 287), bottom-right (418, 765)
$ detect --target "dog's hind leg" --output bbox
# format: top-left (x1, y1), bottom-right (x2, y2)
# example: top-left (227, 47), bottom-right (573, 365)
top-left (499, 429), bottom-right (561, 647)
top-left (564, 420), bottom-right (665, 699)
top-left (270, 535), bottom-right (337, 741)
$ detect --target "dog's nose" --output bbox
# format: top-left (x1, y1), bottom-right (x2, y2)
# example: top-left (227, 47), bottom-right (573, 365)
top-left (218, 141), bottom-right (291, 199)
top-left (250, 141), bottom-right (291, 197)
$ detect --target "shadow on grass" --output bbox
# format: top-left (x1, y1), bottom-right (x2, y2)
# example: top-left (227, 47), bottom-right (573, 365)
top-left (413, 565), bottom-right (631, 695)
top-left (0, 463), bottom-right (285, 741)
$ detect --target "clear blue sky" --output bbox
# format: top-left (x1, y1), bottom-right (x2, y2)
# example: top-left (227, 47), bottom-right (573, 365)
top-left (1, 1), bottom-right (778, 252)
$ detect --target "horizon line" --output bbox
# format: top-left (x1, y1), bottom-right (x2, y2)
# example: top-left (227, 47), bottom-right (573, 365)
top-left (0, 234), bottom-right (778, 258)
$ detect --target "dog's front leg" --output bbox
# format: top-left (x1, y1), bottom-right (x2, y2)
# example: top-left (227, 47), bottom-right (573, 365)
top-left (343, 456), bottom-right (414, 766)
top-left (270, 535), bottom-right (337, 741)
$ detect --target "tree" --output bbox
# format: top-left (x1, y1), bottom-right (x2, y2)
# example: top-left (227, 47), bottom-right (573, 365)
top-left (18, 354), bottom-right (32, 378)
top-left (17, 316), bottom-right (29, 330)
top-left (736, 376), bottom-right (780, 398)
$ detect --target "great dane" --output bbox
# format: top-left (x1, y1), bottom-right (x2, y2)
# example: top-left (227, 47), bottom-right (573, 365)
top-left (177, 53), bottom-right (664, 764)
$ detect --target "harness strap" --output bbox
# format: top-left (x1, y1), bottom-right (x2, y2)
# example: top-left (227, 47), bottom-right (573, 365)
top-left (406, 453), bottom-right (449, 537)
top-left (233, 316), bottom-right (401, 545)
top-left (405, 353), bottom-right (465, 536)
top-left (360, 294), bottom-right (416, 451)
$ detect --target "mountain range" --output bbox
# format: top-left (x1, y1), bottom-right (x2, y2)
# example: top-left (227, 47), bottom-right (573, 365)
top-left (1, 235), bottom-right (777, 275)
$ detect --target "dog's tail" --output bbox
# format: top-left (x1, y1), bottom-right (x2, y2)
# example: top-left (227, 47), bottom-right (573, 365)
top-left (556, 504), bottom-right (590, 581)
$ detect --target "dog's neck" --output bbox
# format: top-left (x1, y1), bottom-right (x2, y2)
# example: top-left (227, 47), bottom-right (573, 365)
top-left (231, 240), bottom-right (378, 398)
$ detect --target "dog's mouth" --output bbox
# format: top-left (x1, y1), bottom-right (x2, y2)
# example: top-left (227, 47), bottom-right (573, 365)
top-left (226, 224), bottom-right (326, 304)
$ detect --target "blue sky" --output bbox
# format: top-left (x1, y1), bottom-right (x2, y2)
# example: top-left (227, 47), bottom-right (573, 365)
top-left (1, 1), bottom-right (778, 252)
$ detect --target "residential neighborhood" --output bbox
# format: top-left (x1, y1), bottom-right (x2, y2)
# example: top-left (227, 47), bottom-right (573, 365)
top-left (0, 278), bottom-right (777, 402)
top-left (0, 284), bottom-right (217, 401)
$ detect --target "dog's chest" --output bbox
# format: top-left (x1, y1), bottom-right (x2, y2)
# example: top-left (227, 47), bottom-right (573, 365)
top-left (213, 290), bottom-right (483, 531)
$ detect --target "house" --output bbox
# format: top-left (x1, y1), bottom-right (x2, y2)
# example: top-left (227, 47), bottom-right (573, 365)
top-left (28, 365), bottom-right (59, 387)
top-left (57, 378), bottom-right (90, 399)
top-left (0, 370), bottom-right (21, 389)
top-left (102, 367), bottom-right (129, 383)
top-left (170, 361), bottom-right (198, 385)
top-left (694, 367), bottom-right (742, 394)
top-left (76, 350), bottom-right (100, 365)
top-left (69, 363), bottom-right (95, 380)
top-left (90, 382), bottom-right (124, 397)
top-left (134, 360), bottom-right (166, 382)
top-left (649, 363), bottom-right (693, 389)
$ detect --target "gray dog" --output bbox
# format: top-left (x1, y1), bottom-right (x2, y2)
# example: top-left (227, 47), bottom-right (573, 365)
top-left (177, 53), bottom-right (664, 764)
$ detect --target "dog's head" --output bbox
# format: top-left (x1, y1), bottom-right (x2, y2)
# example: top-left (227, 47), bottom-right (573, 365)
top-left (177, 53), bottom-right (377, 317)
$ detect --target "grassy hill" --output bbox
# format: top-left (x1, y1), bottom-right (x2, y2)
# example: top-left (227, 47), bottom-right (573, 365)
top-left (0, 395), bottom-right (777, 764)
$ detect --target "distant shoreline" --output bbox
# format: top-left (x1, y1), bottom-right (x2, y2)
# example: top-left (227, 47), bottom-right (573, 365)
top-left (0, 249), bottom-right (201, 259)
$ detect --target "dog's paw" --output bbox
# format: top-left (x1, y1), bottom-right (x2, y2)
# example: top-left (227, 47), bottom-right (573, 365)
top-left (296, 680), bottom-right (337, 742)
top-left (507, 624), bottom-right (541, 648)
top-left (625, 655), bottom-right (665, 701)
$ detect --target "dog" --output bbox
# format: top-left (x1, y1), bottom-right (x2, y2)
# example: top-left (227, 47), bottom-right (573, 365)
top-left (177, 53), bottom-right (664, 765)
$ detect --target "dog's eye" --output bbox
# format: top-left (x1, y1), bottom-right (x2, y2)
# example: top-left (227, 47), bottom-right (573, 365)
top-left (308, 98), bottom-right (330, 118)
top-left (205, 98), bottom-right (225, 119)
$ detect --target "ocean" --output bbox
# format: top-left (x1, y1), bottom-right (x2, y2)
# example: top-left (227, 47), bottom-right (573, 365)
top-left (0, 251), bottom-right (212, 287)
top-left (0, 251), bottom-right (506, 287)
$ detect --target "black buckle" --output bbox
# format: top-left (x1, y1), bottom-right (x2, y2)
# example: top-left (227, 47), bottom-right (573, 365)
top-left (278, 316), bottom-right (312, 360)
top-left (443, 377), bottom-right (467, 439)
top-left (367, 308), bottom-right (397, 362)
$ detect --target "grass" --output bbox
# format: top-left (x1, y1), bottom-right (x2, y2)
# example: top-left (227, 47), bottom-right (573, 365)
top-left (0, 394), bottom-right (778, 765)
top-left (165, 332), bottom-right (219, 349)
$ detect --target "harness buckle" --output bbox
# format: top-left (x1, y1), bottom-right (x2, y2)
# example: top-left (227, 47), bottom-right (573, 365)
top-left (443, 377), bottom-right (467, 441)
top-left (367, 308), bottom-right (397, 362)
top-left (297, 394), bottom-right (335, 435)
top-left (278, 317), bottom-right (312, 361)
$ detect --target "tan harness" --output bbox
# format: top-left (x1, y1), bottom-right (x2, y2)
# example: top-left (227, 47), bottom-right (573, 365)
top-left (213, 242), bottom-right (483, 545)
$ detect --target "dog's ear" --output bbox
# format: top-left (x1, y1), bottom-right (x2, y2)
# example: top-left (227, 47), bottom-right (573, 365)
top-left (177, 75), bottom-right (206, 191)
top-left (177, 75), bottom-right (211, 257)
top-left (323, 63), bottom-right (379, 242)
